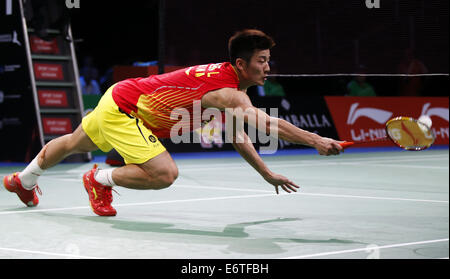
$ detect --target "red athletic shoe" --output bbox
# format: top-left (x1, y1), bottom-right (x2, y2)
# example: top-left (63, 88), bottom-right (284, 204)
top-left (83, 164), bottom-right (117, 216)
top-left (3, 172), bottom-right (41, 207)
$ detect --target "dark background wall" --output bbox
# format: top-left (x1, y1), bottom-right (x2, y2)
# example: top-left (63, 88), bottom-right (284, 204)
top-left (70, 0), bottom-right (448, 75)
top-left (164, 0), bottom-right (448, 74)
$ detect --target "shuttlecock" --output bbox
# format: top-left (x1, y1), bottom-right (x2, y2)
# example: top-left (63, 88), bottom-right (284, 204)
top-left (418, 115), bottom-right (432, 133)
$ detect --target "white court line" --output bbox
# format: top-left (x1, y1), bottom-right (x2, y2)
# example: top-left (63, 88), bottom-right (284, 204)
top-left (293, 191), bottom-right (448, 203)
top-left (0, 193), bottom-right (275, 215)
top-left (15, 156), bottom-right (446, 176)
top-left (175, 185), bottom-right (448, 204)
top-left (181, 155), bottom-right (449, 169)
top-left (15, 176), bottom-right (449, 204)
top-left (0, 247), bottom-right (104, 259)
top-left (282, 238), bottom-right (449, 259)
top-left (1, 154), bottom-right (446, 176)
top-left (1, 182), bottom-right (445, 217)
top-left (159, 155), bottom-right (450, 171)
top-left (346, 163), bottom-right (448, 170)
top-left (182, 154), bottom-right (448, 164)
top-left (0, 205), bottom-right (91, 215)
top-left (268, 162), bottom-right (448, 170)
top-left (44, 154), bottom-right (450, 171)
top-left (115, 193), bottom-right (275, 208)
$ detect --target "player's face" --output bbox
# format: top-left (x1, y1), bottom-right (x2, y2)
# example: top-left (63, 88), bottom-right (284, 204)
top-left (244, 49), bottom-right (271, 86)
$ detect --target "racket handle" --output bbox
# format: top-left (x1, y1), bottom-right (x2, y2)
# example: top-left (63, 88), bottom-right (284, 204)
top-left (339, 141), bottom-right (354, 148)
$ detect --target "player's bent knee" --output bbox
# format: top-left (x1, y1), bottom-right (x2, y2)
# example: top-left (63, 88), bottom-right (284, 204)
top-left (153, 167), bottom-right (178, 190)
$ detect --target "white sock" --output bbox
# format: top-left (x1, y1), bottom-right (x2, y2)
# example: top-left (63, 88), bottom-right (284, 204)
top-left (18, 157), bottom-right (44, 190)
top-left (94, 169), bottom-right (116, 187)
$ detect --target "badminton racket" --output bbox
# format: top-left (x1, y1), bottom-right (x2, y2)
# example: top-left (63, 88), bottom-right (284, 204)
top-left (339, 116), bottom-right (435, 151)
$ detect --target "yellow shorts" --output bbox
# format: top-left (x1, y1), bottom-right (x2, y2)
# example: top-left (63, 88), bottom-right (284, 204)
top-left (82, 84), bottom-right (166, 165)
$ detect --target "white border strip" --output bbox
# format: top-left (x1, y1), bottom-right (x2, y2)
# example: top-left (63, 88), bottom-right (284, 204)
top-left (269, 73), bottom-right (449, 77)
top-left (0, 247), bottom-right (104, 259)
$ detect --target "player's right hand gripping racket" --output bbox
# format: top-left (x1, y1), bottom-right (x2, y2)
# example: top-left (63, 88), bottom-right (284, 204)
top-left (339, 116), bottom-right (436, 151)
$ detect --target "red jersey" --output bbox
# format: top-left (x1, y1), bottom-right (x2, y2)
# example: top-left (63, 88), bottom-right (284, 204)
top-left (112, 62), bottom-right (240, 138)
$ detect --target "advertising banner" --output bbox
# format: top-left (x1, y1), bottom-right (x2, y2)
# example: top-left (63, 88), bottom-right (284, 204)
top-left (324, 97), bottom-right (449, 146)
top-left (162, 95), bottom-right (340, 154)
top-left (29, 35), bottom-right (60, 54)
top-left (42, 117), bottom-right (73, 135)
top-left (33, 62), bottom-right (64, 81)
top-left (38, 89), bottom-right (69, 107)
top-left (252, 96), bottom-right (339, 151)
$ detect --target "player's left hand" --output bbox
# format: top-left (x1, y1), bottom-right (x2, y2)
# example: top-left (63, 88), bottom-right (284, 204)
top-left (263, 171), bottom-right (300, 194)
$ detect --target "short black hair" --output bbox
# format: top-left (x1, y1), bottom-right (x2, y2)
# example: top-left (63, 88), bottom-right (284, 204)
top-left (228, 29), bottom-right (275, 65)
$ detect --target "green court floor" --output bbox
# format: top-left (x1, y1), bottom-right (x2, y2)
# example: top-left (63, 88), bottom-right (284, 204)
top-left (0, 149), bottom-right (448, 259)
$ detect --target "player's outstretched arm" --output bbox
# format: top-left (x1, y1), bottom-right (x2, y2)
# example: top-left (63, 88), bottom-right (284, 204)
top-left (202, 88), bottom-right (343, 156)
top-left (230, 127), bottom-right (299, 194)
top-left (276, 118), bottom-right (343, 155)
top-left (203, 88), bottom-right (298, 193)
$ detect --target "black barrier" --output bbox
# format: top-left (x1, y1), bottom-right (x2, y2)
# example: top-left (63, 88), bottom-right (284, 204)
top-left (272, 75), bottom-right (449, 97)
top-left (161, 73), bottom-right (448, 155)
top-left (0, 0), bottom-right (39, 162)
top-left (102, 74), bottom-right (447, 167)
top-left (252, 95), bottom-right (339, 151)
top-left (161, 93), bottom-right (339, 154)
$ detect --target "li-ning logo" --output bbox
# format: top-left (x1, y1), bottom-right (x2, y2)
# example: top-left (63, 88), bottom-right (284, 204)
top-left (421, 103), bottom-right (449, 122)
top-left (347, 103), bottom-right (393, 125)
top-left (365, 0), bottom-right (380, 9)
top-left (65, 0), bottom-right (80, 9)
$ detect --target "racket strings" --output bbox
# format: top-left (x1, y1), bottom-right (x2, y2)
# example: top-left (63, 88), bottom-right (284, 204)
top-left (386, 118), bottom-right (435, 150)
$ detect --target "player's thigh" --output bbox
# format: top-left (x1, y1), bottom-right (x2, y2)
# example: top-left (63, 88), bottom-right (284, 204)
top-left (45, 124), bottom-right (98, 154)
top-left (70, 124), bottom-right (100, 152)
top-left (81, 85), bottom-right (165, 164)
top-left (138, 150), bottom-right (179, 182)
top-left (100, 110), bottom-right (167, 165)
top-left (82, 85), bottom-right (172, 172)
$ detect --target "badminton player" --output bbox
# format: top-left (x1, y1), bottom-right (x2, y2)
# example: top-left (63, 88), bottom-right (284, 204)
top-left (3, 29), bottom-right (343, 216)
